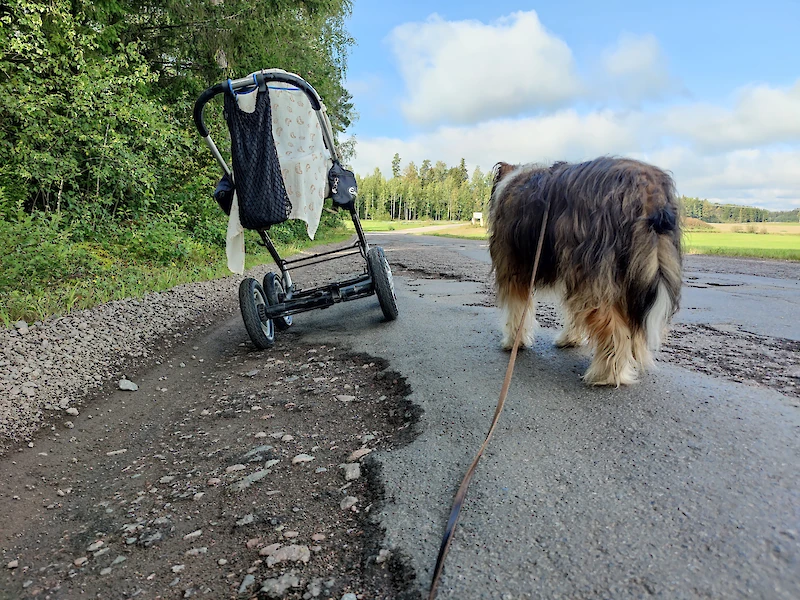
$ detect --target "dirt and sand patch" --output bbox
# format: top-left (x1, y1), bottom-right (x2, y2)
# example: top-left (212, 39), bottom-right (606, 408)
top-left (0, 332), bottom-right (420, 599)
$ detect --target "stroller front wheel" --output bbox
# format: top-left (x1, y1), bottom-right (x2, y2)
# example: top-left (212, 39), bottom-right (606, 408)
top-left (239, 278), bottom-right (276, 349)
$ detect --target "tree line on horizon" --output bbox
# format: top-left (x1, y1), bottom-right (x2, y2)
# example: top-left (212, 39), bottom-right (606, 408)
top-left (679, 196), bottom-right (798, 224)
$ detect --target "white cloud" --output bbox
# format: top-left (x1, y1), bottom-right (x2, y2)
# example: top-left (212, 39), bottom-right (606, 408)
top-left (388, 11), bottom-right (581, 126)
top-left (662, 80), bottom-right (800, 151)
top-left (600, 33), bottom-right (675, 102)
top-left (648, 147), bottom-right (800, 208)
top-left (349, 109), bottom-right (640, 177)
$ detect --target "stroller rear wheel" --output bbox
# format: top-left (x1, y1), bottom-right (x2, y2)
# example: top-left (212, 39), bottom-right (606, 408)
top-left (239, 278), bottom-right (275, 349)
top-left (367, 246), bottom-right (398, 321)
top-left (263, 272), bottom-right (293, 331)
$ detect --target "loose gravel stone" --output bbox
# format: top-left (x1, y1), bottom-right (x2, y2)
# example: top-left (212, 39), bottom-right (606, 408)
top-left (233, 469), bottom-right (271, 491)
top-left (242, 445), bottom-right (274, 459)
top-left (339, 463), bottom-right (361, 481)
top-left (236, 514), bottom-right (255, 527)
top-left (347, 448), bottom-right (372, 461)
top-left (118, 379), bottom-right (139, 391)
top-left (292, 454), bottom-right (314, 464)
top-left (259, 543), bottom-right (282, 556)
top-left (6, 560), bottom-right (18, 569)
top-left (238, 574), bottom-right (256, 594)
top-left (340, 496), bottom-right (358, 510)
top-left (260, 572), bottom-right (302, 597)
top-left (266, 545), bottom-right (310, 567)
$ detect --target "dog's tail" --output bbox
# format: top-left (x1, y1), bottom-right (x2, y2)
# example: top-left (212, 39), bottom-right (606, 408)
top-left (627, 179), bottom-right (682, 358)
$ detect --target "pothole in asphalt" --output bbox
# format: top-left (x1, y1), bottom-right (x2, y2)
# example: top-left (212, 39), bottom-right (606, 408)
top-left (0, 335), bottom-right (423, 599)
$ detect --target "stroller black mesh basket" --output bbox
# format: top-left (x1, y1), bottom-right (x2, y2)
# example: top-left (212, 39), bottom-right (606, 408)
top-left (223, 89), bottom-right (292, 230)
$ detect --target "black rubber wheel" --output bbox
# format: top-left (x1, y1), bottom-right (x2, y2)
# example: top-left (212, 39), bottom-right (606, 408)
top-left (238, 278), bottom-right (275, 349)
top-left (263, 272), bottom-right (293, 331)
top-left (367, 246), bottom-right (399, 321)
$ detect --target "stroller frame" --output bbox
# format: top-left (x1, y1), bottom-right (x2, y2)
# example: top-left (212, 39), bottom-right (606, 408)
top-left (194, 70), bottom-right (398, 348)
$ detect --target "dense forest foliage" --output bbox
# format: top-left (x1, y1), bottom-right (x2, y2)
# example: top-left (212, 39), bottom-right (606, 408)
top-left (1, 0), bottom-right (353, 222)
top-left (355, 154), bottom-right (492, 221)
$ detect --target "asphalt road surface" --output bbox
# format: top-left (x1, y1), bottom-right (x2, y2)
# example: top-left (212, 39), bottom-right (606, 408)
top-left (293, 233), bottom-right (800, 599)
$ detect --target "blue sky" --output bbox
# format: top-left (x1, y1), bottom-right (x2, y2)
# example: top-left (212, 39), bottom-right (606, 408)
top-left (342, 0), bottom-right (800, 210)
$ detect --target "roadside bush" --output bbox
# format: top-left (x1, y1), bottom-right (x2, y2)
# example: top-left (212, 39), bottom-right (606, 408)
top-left (0, 215), bottom-right (102, 293)
top-left (683, 217), bottom-right (715, 230)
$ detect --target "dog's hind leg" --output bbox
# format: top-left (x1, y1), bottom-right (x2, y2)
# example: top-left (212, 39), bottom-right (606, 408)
top-left (498, 281), bottom-right (536, 351)
top-left (581, 304), bottom-right (638, 386)
top-left (554, 302), bottom-right (585, 348)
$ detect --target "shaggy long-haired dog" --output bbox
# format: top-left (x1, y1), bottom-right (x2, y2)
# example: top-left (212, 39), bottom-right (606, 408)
top-left (488, 157), bottom-right (682, 386)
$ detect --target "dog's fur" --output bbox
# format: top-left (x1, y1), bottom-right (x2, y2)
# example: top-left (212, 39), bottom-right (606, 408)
top-left (488, 157), bottom-right (682, 386)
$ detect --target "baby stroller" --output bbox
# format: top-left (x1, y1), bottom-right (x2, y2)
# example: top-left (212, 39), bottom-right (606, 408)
top-left (193, 69), bottom-right (398, 349)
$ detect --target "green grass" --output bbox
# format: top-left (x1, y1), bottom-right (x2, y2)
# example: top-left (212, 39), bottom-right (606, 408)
top-left (343, 219), bottom-right (442, 232)
top-left (683, 231), bottom-right (800, 260)
top-left (425, 222), bottom-right (800, 261)
top-left (0, 216), bottom-right (350, 326)
top-left (427, 223), bottom-right (488, 239)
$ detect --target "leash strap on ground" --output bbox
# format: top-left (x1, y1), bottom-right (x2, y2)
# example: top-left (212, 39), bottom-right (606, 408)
top-left (428, 202), bottom-right (551, 600)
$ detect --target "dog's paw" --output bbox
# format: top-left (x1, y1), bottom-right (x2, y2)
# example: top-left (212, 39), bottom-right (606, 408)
top-left (501, 333), bottom-right (533, 351)
top-left (554, 331), bottom-right (584, 348)
top-left (583, 361), bottom-right (638, 386)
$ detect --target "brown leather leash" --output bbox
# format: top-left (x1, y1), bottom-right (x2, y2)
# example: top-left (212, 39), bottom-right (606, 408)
top-left (428, 201), bottom-right (551, 600)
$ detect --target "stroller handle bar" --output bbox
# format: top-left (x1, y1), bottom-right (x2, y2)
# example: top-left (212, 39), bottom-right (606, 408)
top-left (193, 70), bottom-right (339, 175)
top-left (194, 71), bottom-right (322, 137)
